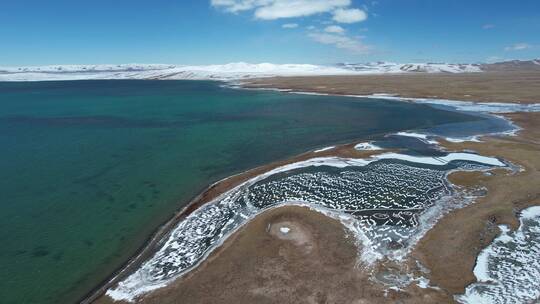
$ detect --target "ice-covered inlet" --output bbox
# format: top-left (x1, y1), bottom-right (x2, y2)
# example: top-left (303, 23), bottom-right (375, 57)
top-left (106, 151), bottom-right (505, 302)
top-left (457, 206), bottom-right (540, 304)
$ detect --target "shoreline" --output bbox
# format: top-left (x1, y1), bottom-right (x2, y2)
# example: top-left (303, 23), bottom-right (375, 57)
top-left (89, 76), bottom-right (540, 303)
top-left (243, 71), bottom-right (540, 104)
top-left (412, 112), bottom-right (540, 295)
top-left (239, 76), bottom-right (540, 298)
top-left (82, 143), bottom-right (386, 303)
top-left (105, 149), bottom-right (510, 302)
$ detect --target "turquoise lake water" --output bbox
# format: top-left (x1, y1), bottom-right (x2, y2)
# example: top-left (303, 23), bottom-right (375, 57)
top-left (0, 80), bottom-right (482, 303)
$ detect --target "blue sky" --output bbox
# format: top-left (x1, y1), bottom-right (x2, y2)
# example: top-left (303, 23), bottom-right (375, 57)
top-left (1, 0), bottom-right (539, 65)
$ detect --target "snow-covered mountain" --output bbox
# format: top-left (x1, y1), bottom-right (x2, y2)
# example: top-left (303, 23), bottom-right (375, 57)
top-left (0, 61), bottom-right (484, 82)
top-left (480, 59), bottom-right (540, 72)
top-left (0, 64), bottom-right (176, 73)
top-left (337, 62), bottom-right (482, 73)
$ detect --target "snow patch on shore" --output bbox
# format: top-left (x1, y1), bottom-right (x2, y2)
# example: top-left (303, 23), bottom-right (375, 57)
top-left (362, 95), bottom-right (540, 114)
top-left (314, 146), bottom-right (335, 153)
top-left (456, 206), bottom-right (540, 304)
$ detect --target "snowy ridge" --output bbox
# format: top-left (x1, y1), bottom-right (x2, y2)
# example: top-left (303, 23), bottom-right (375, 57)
top-left (0, 62), bottom-right (482, 82)
top-left (338, 62), bottom-right (482, 73)
top-left (0, 64), bottom-right (175, 73)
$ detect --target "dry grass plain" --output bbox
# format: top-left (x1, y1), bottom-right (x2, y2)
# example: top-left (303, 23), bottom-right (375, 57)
top-left (246, 71), bottom-right (540, 104)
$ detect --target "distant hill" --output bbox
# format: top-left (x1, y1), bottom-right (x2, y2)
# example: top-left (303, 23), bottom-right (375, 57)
top-left (481, 59), bottom-right (540, 72)
top-left (1, 60), bottom-right (538, 82)
top-left (337, 62), bottom-right (481, 73)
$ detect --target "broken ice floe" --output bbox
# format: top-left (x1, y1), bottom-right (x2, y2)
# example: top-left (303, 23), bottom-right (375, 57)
top-left (394, 132), bottom-right (439, 145)
top-left (355, 142), bottom-right (382, 151)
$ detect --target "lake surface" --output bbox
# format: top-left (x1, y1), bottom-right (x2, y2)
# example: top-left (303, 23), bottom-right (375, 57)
top-left (0, 80), bottom-right (483, 303)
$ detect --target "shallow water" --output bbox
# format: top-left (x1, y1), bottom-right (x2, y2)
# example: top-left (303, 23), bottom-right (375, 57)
top-left (0, 80), bottom-right (503, 303)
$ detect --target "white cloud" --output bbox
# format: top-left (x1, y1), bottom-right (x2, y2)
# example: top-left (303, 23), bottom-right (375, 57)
top-left (211, 0), bottom-right (372, 54)
top-left (504, 43), bottom-right (531, 51)
top-left (482, 24), bottom-right (495, 30)
top-left (210, 0), bottom-right (264, 13)
top-left (255, 0), bottom-right (351, 20)
top-left (324, 25), bottom-right (345, 34)
top-left (282, 23), bottom-right (299, 28)
top-left (332, 8), bottom-right (367, 23)
top-left (211, 0), bottom-right (358, 20)
top-left (308, 32), bottom-right (370, 53)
